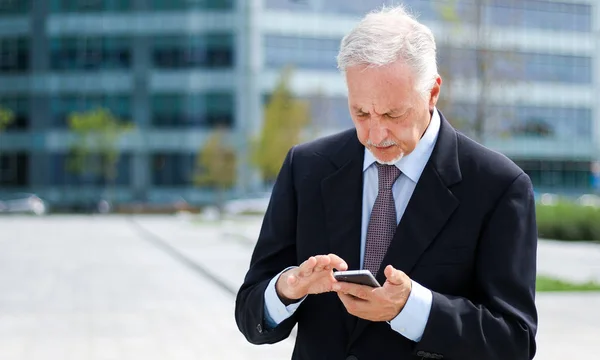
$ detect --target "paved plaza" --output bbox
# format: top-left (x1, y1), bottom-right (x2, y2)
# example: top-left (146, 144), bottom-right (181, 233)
top-left (0, 215), bottom-right (599, 359)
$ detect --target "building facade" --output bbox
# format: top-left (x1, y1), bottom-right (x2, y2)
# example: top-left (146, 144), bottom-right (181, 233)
top-left (0, 0), bottom-right (598, 208)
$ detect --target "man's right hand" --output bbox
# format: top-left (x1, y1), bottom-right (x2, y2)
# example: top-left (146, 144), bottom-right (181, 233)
top-left (276, 254), bottom-right (348, 304)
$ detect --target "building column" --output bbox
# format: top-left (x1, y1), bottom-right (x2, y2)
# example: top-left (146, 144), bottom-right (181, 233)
top-left (131, 0), bottom-right (151, 201)
top-left (593, 1), bottom-right (600, 191)
top-left (235, 0), bottom-right (264, 195)
top-left (28, 0), bottom-right (50, 190)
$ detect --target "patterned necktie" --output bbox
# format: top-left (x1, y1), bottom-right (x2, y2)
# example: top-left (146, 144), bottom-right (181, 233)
top-left (363, 163), bottom-right (401, 276)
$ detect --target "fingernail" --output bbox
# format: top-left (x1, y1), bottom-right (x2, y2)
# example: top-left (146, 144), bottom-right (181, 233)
top-left (332, 284), bottom-right (340, 291)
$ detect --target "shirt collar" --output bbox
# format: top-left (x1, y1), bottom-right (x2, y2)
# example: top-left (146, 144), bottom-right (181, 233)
top-left (363, 107), bottom-right (441, 183)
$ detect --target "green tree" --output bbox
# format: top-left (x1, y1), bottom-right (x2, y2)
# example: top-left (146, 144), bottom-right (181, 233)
top-left (0, 107), bottom-right (15, 158)
top-left (66, 108), bottom-right (133, 201)
top-left (0, 106), bottom-right (14, 133)
top-left (251, 66), bottom-right (311, 183)
top-left (194, 127), bottom-right (237, 215)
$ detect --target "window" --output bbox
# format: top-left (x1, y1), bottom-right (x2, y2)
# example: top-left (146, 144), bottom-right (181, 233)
top-left (438, 47), bottom-right (592, 84)
top-left (149, 0), bottom-right (234, 10)
top-left (303, 95), bottom-right (351, 129)
top-left (50, 0), bottom-right (131, 12)
top-left (151, 153), bottom-right (195, 186)
top-left (510, 106), bottom-right (591, 140)
top-left (0, 38), bottom-right (29, 73)
top-left (152, 34), bottom-right (234, 69)
top-left (443, 103), bottom-right (592, 140)
top-left (50, 37), bottom-right (131, 71)
top-left (487, 0), bottom-right (591, 32)
top-left (514, 160), bottom-right (593, 190)
top-left (0, 153), bottom-right (28, 187)
top-left (264, 35), bottom-right (340, 70)
top-left (0, 96), bottom-right (29, 130)
top-left (49, 153), bottom-right (131, 186)
top-left (50, 95), bottom-right (131, 128)
top-left (263, 0), bottom-right (312, 12)
top-left (151, 92), bottom-right (234, 128)
top-left (0, 0), bottom-right (30, 14)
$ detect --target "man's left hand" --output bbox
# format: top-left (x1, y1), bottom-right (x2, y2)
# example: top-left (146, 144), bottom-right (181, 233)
top-left (333, 265), bottom-right (412, 322)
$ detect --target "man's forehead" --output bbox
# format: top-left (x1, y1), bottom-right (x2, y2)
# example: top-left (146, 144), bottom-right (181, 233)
top-left (351, 103), bottom-right (410, 113)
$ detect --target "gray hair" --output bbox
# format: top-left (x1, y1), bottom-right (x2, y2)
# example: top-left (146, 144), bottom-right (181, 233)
top-left (336, 4), bottom-right (438, 96)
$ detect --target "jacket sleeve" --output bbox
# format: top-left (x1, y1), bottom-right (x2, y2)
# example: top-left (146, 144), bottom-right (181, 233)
top-left (414, 172), bottom-right (538, 360)
top-left (234, 147), bottom-right (300, 345)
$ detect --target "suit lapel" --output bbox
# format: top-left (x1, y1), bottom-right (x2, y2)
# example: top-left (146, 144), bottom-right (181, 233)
top-left (321, 132), bottom-right (364, 272)
top-left (348, 111), bottom-right (463, 347)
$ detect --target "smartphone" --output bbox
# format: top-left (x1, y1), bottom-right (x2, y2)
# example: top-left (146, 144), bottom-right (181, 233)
top-left (333, 270), bottom-right (381, 287)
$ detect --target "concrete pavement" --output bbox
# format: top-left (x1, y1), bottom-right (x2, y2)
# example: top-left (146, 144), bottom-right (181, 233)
top-left (0, 215), bottom-right (293, 360)
top-left (1, 214), bottom-right (598, 360)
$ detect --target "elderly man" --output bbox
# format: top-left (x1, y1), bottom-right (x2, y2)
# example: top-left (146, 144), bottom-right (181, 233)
top-left (235, 5), bottom-right (538, 360)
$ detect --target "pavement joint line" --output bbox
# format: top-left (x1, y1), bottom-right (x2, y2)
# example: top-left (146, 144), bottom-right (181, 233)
top-left (127, 217), bottom-right (238, 297)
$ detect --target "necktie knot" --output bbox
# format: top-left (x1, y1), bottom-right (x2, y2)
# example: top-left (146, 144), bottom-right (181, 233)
top-left (376, 163), bottom-right (401, 190)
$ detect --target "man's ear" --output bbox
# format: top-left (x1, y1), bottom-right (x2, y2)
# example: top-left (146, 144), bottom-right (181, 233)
top-left (429, 76), bottom-right (442, 111)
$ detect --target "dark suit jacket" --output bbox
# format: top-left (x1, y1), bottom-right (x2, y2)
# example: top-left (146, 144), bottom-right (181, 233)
top-left (235, 112), bottom-right (538, 360)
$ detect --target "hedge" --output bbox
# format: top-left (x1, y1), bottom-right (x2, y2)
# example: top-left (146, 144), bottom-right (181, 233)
top-left (536, 202), bottom-right (600, 242)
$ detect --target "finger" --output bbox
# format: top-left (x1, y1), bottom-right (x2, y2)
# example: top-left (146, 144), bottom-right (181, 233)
top-left (299, 257), bottom-right (317, 277)
top-left (327, 254), bottom-right (348, 271)
top-left (384, 265), bottom-right (405, 285)
top-left (313, 255), bottom-right (332, 272)
top-left (286, 273), bottom-right (298, 287)
top-left (332, 282), bottom-right (372, 300)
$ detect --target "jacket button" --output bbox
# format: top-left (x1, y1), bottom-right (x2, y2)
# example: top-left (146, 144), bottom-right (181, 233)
top-left (256, 323), bottom-right (262, 333)
top-left (346, 356), bottom-right (358, 360)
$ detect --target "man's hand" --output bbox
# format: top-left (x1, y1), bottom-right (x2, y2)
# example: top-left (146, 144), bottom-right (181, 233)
top-left (276, 254), bottom-right (348, 303)
top-left (334, 265), bottom-right (412, 322)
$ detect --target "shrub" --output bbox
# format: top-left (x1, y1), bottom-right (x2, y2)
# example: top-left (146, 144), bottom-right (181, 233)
top-left (536, 202), bottom-right (600, 241)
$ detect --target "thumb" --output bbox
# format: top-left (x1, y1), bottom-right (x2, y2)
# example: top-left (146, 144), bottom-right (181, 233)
top-left (384, 265), bottom-right (404, 285)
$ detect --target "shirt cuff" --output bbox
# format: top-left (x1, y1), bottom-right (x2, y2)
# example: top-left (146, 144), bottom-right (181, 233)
top-left (388, 280), bottom-right (433, 342)
top-left (263, 267), bottom-right (306, 328)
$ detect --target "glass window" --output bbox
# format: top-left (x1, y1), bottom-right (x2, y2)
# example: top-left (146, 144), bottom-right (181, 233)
top-left (0, 96), bottom-right (29, 130)
top-left (50, 37), bottom-right (131, 71)
top-left (50, 95), bottom-right (131, 128)
top-left (304, 95), bottom-right (352, 129)
top-left (149, 0), bottom-right (234, 10)
top-left (514, 160), bottom-right (593, 191)
top-left (318, 0), bottom-right (438, 20)
top-left (151, 153), bottom-right (195, 186)
top-left (49, 152), bottom-right (131, 186)
top-left (263, 0), bottom-right (312, 12)
top-left (0, 38), bottom-right (29, 73)
top-left (444, 103), bottom-right (592, 141)
top-left (438, 47), bottom-right (592, 84)
top-left (0, 0), bottom-right (30, 14)
top-left (50, 0), bottom-right (131, 12)
top-left (152, 34), bottom-right (234, 69)
top-left (264, 35), bottom-right (340, 70)
top-left (487, 0), bottom-right (591, 32)
top-left (151, 92), bottom-right (234, 128)
top-left (0, 153), bottom-right (28, 187)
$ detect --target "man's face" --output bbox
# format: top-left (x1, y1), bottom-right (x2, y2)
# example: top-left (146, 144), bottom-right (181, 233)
top-left (345, 61), bottom-right (441, 164)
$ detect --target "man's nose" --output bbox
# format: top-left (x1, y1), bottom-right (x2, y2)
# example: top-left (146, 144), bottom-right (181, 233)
top-left (369, 122), bottom-right (389, 145)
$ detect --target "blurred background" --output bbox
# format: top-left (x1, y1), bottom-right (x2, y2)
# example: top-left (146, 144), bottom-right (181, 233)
top-left (0, 0), bottom-right (599, 359)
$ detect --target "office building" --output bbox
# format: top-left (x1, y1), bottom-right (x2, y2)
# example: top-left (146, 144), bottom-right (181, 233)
top-left (0, 0), bottom-right (598, 208)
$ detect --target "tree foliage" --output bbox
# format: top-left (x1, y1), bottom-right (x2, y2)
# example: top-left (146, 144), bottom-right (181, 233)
top-left (251, 66), bottom-right (311, 182)
top-left (66, 108), bottom-right (133, 185)
top-left (0, 106), bottom-right (14, 133)
top-left (194, 127), bottom-right (237, 190)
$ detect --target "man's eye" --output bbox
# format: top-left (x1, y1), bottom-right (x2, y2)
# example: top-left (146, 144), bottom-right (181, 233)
top-left (356, 113), bottom-right (369, 117)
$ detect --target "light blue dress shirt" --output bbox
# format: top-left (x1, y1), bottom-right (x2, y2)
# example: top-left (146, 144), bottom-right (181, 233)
top-left (263, 109), bottom-right (442, 342)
